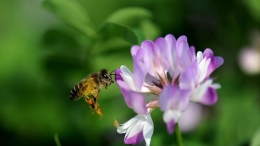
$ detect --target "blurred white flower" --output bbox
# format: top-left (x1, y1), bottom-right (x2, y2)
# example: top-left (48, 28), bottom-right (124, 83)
top-left (238, 30), bottom-right (260, 75)
top-left (239, 48), bottom-right (260, 74)
top-left (178, 103), bottom-right (204, 133)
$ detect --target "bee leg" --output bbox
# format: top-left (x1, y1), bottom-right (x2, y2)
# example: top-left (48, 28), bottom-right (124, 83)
top-left (89, 100), bottom-right (103, 117)
top-left (93, 102), bottom-right (103, 118)
top-left (84, 96), bottom-right (96, 114)
top-left (97, 107), bottom-right (103, 119)
top-left (84, 95), bottom-right (103, 118)
top-left (87, 94), bottom-right (98, 107)
top-left (84, 96), bottom-right (94, 105)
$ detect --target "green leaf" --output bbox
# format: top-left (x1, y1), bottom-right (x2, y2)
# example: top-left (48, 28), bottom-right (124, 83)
top-left (99, 23), bottom-right (138, 44)
top-left (91, 38), bottom-right (132, 55)
top-left (42, 0), bottom-right (96, 38)
top-left (140, 20), bottom-right (161, 40)
top-left (106, 7), bottom-right (153, 27)
top-left (244, 0), bottom-right (260, 22)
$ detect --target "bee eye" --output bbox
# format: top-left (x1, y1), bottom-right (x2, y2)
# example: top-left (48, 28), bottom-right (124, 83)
top-left (103, 74), bottom-right (109, 79)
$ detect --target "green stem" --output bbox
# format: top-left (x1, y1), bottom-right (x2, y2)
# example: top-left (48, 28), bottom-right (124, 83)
top-left (174, 123), bottom-right (182, 146)
top-left (54, 133), bottom-right (61, 146)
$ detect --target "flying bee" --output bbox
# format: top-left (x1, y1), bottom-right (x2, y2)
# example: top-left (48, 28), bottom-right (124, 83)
top-left (70, 69), bottom-right (114, 117)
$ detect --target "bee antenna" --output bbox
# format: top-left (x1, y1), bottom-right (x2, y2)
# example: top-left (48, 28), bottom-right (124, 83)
top-left (110, 73), bottom-right (120, 76)
top-left (109, 70), bottom-right (121, 76)
top-left (110, 70), bottom-right (116, 74)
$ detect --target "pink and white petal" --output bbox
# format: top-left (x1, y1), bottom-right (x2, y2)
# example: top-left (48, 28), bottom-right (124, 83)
top-left (171, 66), bottom-right (183, 82)
top-left (133, 48), bottom-right (145, 62)
top-left (116, 115), bottom-right (142, 133)
top-left (120, 65), bottom-right (133, 78)
top-left (116, 80), bottom-right (132, 108)
top-left (159, 86), bottom-right (190, 111)
top-left (116, 68), bottom-right (148, 110)
top-left (163, 109), bottom-right (182, 134)
top-left (196, 51), bottom-right (203, 63)
top-left (190, 79), bottom-right (212, 101)
top-left (204, 56), bottom-right (215, 76)
top-left (142, 39), bottom-right (166, 78)
top-left (159, 85), bottom-right (177, 111)
top-left (115, 69), bottom-right (123, 81)
top-left (154, 37), bottom-right (167, 56)
top-left (199, 87), bottom-right (218, 105)
top-left (178, 89), bottom-right (192, 111)
top-left (211, 83), bottom-right (221, 89)
top-left (206, 57), bottom-right (221, 77)
top-left (124, 131), bottom-right (143, 145)
top-left (176, 35), bottom-right (187, 50)
top-left (205, 60), bottom-right (214, 77)
top-left (140, 83), bottom-right (152, 93)
top-left (203, 48), bottom-right (213, 57)
top-left (190, 79), bottom-right (218, 105)
top-left (214, 56), bottom-right (224, 69)
top-left (118, 66), bottom-right (150, 93)
top-left (189, 46), bottom-right (196, 62)
top-left (124, 116), bottom-right (146, 144)
top-left (203, 49), bottom-right (224, 77)
top-left (131, 45), bottom-right (141, 56)
top-left (130, 91), bottom-right (148, 114)
top-left (120, 66), bottom-right (138, 91)
top-left (179, 62), bottom-right (198, 89)
top-left (125, 115), bottom-right (150, 144)
top-left (165, 34), bottom-right (181, 79)
top-left (154, 37), bottom-right (170, 72)
top-left (166, 119), bottom-right (175, 134)
top-left (141, 40), bottom-right (155, 57)
top-left (198, 58), bottom-right (211, 82)
top-left (177, 40), bottom-right (192, 68)
top-left (133, 49), bottom-right (148, 90)
top-left (142, 41), bottom-right (154, 63)
top-left (176, 35), bottom-right (193, 68)
top-left (164, 34), bottom-right (177, 65)
top-left (143, 115), bottom-right (154, 146)
top-left (115, 69), bottom-right (130, 107)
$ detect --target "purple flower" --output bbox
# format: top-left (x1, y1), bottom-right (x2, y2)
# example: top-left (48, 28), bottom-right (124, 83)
top-left (115, 34), bottom-right (223, 143)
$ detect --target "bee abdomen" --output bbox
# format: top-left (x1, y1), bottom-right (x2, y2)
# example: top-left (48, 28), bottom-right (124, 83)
top-left (70, 82), bottom-right (83, 100)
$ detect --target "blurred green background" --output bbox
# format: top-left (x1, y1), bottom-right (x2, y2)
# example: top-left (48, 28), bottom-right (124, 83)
top-left (0, 0), bottom-right (259, 145)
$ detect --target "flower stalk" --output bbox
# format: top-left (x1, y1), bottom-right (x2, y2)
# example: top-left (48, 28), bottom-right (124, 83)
top-left (174, 123), bottom-right (182, 146)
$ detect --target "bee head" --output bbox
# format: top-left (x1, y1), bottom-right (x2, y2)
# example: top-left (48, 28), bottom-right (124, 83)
top-left (100, 69), bottom-right (114, 84)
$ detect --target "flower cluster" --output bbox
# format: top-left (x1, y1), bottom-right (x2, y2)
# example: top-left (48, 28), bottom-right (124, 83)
top-left (114, 34), bottom-right (224, 145)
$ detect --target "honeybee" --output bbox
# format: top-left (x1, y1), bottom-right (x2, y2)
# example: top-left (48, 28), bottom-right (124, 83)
top-left (70, 69), bottom-right (114, 117)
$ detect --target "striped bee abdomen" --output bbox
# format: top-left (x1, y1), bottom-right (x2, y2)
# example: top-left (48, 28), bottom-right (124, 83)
top-left (70, 82), bottom-right (84, 100)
